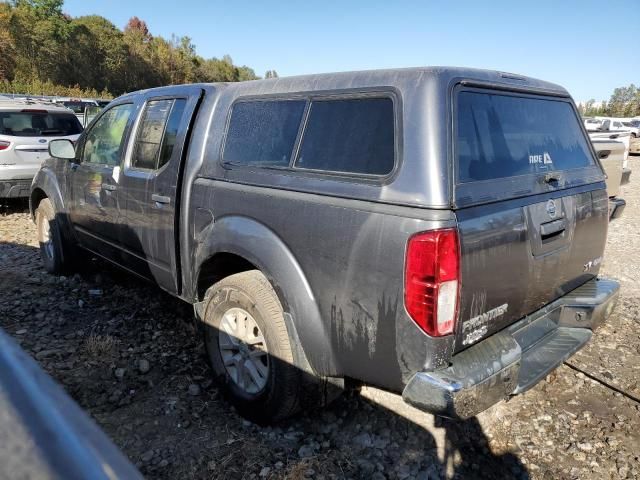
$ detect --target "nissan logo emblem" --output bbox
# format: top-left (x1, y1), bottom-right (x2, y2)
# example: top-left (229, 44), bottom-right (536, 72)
top-left (546, 199), bottom-right (557, 218)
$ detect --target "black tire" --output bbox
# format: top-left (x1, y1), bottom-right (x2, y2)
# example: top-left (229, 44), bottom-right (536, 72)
top-left (35, 198), bottom-right (72, 274)
top-left (202, 270), bottom-right (313, 424)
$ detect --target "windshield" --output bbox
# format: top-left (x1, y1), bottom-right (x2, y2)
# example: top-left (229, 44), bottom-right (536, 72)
top-left (456, 91), bottom-right (594, 183)
top-left (0, 111), bottom-right (83, 137)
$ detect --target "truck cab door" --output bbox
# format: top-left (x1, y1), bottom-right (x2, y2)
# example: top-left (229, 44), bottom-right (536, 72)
top-left (68, 103), bottom-right (136, 259)
top-left (117, 89), bottom-right (202, 294)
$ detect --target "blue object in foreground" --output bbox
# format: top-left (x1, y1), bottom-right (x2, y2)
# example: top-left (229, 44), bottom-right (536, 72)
top-left (0, 328), bottom-right (142, 480)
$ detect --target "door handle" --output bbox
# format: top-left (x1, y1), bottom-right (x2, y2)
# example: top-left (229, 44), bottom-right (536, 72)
top-left (151, 194), bottom-right (170, 205)
top-left (101, 183), bottom-right (117, 191)
top-left (542, 172), bottom-right (562, 185)
top-left (540, 218), bottom-right (566, 239)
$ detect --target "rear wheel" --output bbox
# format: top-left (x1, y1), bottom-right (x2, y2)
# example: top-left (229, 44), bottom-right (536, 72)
top-left (202, 270), bottom-right (316, 423)
top-left (35, 198), bottom-right (73, 274)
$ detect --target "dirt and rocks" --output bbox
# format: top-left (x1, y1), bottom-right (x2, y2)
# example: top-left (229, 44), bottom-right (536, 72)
top-left (1, 159), bottom-right (640, 480)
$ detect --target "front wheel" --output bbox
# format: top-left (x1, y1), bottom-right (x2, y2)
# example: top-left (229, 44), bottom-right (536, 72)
top-left (202, 270), bottom-right (315, 423)
top-left (35, 198), bottom-right (74, 274)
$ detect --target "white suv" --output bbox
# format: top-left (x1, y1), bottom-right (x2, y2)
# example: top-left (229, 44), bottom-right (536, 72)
top-left (0, 101), bottom-right (82, 198)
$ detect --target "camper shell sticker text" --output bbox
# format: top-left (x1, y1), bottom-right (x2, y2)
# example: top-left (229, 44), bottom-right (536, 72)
top-left (529, 152), bottom-right (553, 165)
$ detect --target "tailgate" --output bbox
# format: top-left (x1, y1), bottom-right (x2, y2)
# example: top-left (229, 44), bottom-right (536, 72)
top-left (452, 87), bottom-right (608, 351)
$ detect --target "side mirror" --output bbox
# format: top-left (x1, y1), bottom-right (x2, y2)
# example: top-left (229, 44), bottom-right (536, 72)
top-left (49, 139), bottom-right (76, 160)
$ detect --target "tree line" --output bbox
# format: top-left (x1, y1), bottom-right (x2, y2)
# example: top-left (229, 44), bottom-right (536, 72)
top-left (579, 84), bottom-right (640, 118)
top-left (0, 0), bottom-right (275, 98)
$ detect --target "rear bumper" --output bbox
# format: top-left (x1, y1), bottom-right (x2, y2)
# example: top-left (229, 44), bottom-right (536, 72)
top-left (609, 197), bottom-right (626, 220)
top-left (402, 278), bottom-right (619, 419)
top-left (0, 178), bottom-right (32, 198)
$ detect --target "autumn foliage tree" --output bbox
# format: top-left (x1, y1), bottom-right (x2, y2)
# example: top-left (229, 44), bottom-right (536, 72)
top-left (0, 0), bottom-right (266, 97)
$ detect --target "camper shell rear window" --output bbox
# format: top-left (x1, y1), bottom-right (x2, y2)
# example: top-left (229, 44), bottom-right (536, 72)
top-left (456, 90), bottom-right (594, 184)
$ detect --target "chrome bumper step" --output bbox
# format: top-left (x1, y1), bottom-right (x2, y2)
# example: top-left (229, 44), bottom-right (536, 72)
top-left (514, 326), bottom-right (591, 394)
top-left (402, 278), bottom-right (619, 419)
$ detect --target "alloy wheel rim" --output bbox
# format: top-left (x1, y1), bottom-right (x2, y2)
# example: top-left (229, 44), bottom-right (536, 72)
top-left (218, 307), bottom-right (269, 394)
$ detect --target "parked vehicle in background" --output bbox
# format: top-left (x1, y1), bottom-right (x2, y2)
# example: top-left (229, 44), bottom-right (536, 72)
top-left (83, 105), bottom-right (104, 127)
top-left (622, 120), bottom-right (639, 138)
top-left (589, 128), bottom-right (631, 163)
top-left (598, 117), bottom-right (639, 137)
top-left (52, 98), bottom-right (100, 126)
top-left (31, 67), bottom-right (620, 423)
top-left (0, 100), bottom-right (82, 198)
top-left (584, 117), bottom-right (602, 131)
top-left (591, 139), bottom-right (628, 219)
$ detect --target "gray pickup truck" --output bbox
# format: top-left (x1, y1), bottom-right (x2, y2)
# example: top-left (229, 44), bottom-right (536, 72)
top-left (30, 67), bottom-right (620, 423)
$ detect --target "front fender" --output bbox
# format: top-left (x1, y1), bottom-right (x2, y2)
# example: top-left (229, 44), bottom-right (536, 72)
top-left (30, 167), bottom-right (65, 218)
top-left (194, 215), bottom-right (338, 376)
top-left (30, 166), bottom-right (75, 243)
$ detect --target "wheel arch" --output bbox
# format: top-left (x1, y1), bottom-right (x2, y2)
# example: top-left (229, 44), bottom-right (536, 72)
top-left (192, 215), bottom-right (339, 377)
top-left (29, 169), bottom-right (65, 220)
top-left (29, 187), bottom-right (48, 220)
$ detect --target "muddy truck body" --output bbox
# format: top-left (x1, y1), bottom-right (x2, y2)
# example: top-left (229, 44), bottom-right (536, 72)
top-left (31, 67), bottom-right (620, 422)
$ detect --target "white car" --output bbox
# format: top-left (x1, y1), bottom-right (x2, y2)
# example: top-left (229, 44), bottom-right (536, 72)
top-left (0, 101), bottom-right (83, 198)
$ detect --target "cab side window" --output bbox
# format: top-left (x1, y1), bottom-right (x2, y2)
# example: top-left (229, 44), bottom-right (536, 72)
top-left (131, 99), bottom-right (187, 171)
top-left (82, 104), bottom-right (134, 166)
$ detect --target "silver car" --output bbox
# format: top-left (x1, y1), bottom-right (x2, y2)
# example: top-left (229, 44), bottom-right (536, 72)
top-left (0, 101), bottom-right (82, 198)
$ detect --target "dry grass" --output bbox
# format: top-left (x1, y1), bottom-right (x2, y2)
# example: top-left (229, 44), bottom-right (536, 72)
top-left (83, 333), bottom-right (118, 358)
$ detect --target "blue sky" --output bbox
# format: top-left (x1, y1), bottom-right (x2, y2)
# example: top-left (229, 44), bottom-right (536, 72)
top-left (63, 0), bottom-right (639, 101)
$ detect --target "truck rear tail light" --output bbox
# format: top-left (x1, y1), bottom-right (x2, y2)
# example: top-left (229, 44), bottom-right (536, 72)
top-left (404, 228), bottom-right (460, 337)
top-left (0, 141), bottom-right (10, 151)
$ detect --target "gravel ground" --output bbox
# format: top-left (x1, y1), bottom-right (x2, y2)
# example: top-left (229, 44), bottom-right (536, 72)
top-left (1, 157), bottom-right (639, 480)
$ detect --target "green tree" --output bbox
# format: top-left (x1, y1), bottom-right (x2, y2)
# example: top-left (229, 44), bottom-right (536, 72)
top-left (237, 66), bottom-right (258, 81)
top-left (70, 15), bottom-right (128, 93)
top-left (9, 1), bottom-right (69, 83)
top-left (17, 0), bottom-right (64, 18)
top-left (580, 99), bottom-right (608, 117)
top-left (197, 56), bottom-right (239, 82)
top-left (0, 3), bottom-right (16, 81)
top-left (608, 84), bottom-right (639, 117)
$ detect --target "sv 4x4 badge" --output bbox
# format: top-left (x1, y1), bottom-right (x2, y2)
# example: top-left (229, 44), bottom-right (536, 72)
top-left (583, 256), bottom-right (602, 272)
top-left (462, 303), bottom-right (509, 345)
